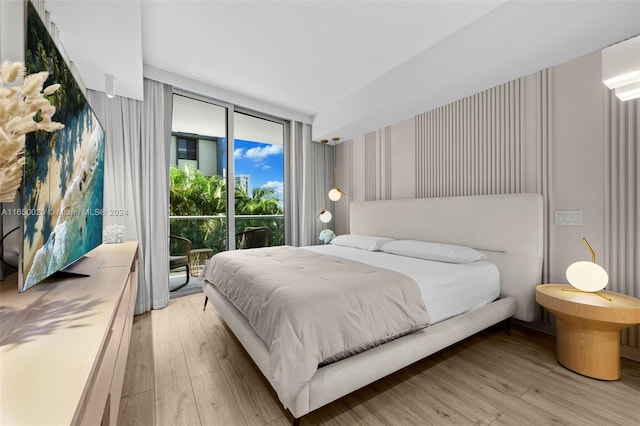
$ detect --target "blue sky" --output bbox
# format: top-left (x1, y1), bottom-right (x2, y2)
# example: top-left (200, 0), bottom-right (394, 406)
top-left (233, 139), bottom-right (284, 202)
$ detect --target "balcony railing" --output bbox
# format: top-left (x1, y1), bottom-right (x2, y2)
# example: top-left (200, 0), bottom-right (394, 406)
top-left (169, 214), bottom-right (284, 252)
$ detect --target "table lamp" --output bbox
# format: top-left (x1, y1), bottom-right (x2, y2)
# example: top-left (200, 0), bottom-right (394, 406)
top-left (564, 237), bottom-right (611, 301)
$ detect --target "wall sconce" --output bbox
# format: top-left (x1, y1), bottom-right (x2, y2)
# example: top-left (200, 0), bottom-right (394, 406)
top-left (564, 237), bottom-right (611, 301)
top-left (105, 73), bottom-right (115, 99)
top-left (327, 137), bottom-right (346, 202)
top-left (602, 35), bottom-right (640, 101)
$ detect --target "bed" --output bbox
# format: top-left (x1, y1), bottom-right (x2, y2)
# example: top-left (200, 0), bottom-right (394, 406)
top-left (202, 193), bottom-right (543, 423)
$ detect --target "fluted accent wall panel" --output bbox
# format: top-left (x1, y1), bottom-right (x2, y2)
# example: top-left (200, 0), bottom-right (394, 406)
top-left (536, 69), bottom-right (553, 285)
top-left (359, 128), bottom-right (394, 202)
top-left (533, 69), bottom-right (554, 325)
top-left (415, 79), bottom-right (525, 199)
top-left (364, 132), bottom-right (377, 201)
top-left (337, 51), bottom-right (639, 355)
top-left (383, 126), bottom-right (392, 200)
top-left (605, 95), bottom-right (639, 349)
top-left (335, 140), bottom-right (353, 236)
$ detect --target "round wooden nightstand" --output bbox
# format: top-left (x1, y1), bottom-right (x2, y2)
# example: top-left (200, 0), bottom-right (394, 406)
top-left (536, 284), bottom-right (640, 380)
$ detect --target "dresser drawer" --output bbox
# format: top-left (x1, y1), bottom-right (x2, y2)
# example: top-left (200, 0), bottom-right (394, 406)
top-left (78, 278), bottom-right (134, 425)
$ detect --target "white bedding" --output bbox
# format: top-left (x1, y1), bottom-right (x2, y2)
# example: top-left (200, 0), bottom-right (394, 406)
top-left (304, 244), bottom-right (500, 324)
top-left (201, 245), bottom-right (429, 408)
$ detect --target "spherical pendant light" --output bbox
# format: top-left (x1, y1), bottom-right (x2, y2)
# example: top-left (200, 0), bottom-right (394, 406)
top-left (328, 188), bottom-right (342, 202)
top-left (319, 209), bottom-right (332, 223)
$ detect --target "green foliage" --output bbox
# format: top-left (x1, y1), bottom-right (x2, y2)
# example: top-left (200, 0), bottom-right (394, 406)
top-left (169, 166), bottom-right (284, 250)
top-left (235, 186), bottom-right (282, 215)
top-left (169, 167), bottom-right (227, 216)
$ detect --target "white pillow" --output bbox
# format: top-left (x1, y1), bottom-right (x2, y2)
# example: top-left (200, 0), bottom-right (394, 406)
top-left (382, 240), bottom-right (486, 264)
top-left (330, 234), bottom-right (395, 251)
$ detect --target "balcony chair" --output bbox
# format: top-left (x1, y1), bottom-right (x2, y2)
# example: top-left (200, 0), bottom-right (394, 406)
top-left (237, 226), bottom-right (270, 249)
top-left (217, 226), bottom-right (271, 252)
top-left (169, 235), bottom-right (191, 291)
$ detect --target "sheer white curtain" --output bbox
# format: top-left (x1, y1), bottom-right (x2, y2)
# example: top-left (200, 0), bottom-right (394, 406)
top-left (289, 122), bottom-right (333, 247)
top-left (88, 79), bottom-right (172, 313)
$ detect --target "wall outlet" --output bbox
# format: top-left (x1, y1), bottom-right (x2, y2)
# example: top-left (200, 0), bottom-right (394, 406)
top-left (555, 210), bottom-right (583, 226)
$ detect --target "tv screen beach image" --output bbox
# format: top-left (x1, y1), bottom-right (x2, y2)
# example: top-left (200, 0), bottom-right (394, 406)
top-left (21, 1), bottom-right (105, 291)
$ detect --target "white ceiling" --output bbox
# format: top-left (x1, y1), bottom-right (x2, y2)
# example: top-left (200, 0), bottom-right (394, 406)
top-left (42, 0), bottom-right (640, 142)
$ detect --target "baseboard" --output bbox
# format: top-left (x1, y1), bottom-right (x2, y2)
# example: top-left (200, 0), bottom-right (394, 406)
top-left (513, 318), bottom-right (555, 336)
top-left (621, 345), bottom-right (640, 363)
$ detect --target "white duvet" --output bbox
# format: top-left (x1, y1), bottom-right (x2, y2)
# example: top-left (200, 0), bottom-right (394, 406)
top-left (305, 244), bottom-right (500, 324)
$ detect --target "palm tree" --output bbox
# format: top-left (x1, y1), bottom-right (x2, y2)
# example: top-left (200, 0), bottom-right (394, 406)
top-left (169, 166), bottom-right (284, 248)
top-left (248, 187), bottom-right (282, 215)
top-left (234, 184), bottom-right (251, 214)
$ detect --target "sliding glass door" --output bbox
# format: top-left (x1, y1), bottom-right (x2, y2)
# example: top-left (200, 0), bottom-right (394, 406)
top-left (234, 111), bottom-right (285, 248)
top-left (168, 93), bottom-right (288, 291)
top-left (169, 94), bottom-right (228, 290)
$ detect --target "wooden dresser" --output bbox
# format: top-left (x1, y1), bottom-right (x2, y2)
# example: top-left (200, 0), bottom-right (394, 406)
top-left (0, 241), bottom-right (139, 425)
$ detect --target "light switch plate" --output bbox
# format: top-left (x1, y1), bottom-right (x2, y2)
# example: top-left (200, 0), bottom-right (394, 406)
top-left (555, 210), bottom-right (583, 226)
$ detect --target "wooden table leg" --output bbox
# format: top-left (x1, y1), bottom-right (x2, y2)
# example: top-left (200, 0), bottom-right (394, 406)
top-left (555, 318), bottom-right (621, 380)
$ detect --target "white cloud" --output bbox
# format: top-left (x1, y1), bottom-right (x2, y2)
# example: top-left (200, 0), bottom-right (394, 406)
top-left (234, 148), bottom-right (244, 159)
top-left (262, 164), bottom-right (271, 170)
top-left (262, 180), bottom-right (284, 196)
top-left (245, 144), bottom-right (283, 161)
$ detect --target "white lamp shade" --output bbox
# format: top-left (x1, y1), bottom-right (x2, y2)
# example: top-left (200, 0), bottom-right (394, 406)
top-left (566, 261), bottom-right (609, 292)
top-left (319, 209), bottom-right (332, 223)
top-left (328, 188), bottom-right (342, 201)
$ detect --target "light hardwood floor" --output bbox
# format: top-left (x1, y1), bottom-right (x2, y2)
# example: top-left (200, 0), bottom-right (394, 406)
top-left (117, 293), bottom-right (640, 426)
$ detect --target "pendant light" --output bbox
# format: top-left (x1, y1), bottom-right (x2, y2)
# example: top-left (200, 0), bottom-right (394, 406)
top-left (318, 206), bottom-right (332, 223)
top-left (317, 140), bottom-right (332, 223)
top-left (328, 137), bottom-right (346, 202)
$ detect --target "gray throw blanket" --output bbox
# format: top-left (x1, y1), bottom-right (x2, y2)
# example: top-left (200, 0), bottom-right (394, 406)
top-left (202, 245), bottom-right (429, 408)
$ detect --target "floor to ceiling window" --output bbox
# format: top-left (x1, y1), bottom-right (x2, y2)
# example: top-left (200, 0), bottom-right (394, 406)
top-left (168, 93), bottom-right (288, 293)
top-left (233, 111), bottom-right (285, 249)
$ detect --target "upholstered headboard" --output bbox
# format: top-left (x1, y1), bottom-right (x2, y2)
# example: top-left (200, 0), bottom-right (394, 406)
top-left (350, 194), bottom-right (544, 321)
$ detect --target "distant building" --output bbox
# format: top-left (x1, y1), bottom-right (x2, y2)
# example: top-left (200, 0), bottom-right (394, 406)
top-left (235, 175), bottom-right (251, 193)
top-left (170, 133), bottom-right (224, 177)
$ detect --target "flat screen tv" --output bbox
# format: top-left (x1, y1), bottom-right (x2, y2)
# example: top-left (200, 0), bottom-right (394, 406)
top-left (20, 1), bottom-right (105, 292)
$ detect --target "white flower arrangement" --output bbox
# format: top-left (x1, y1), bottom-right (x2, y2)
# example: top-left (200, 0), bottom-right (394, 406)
top-left (319, 229), bottom-right (336, 244)
top-left (0, 61), bottom-right (64, 202)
